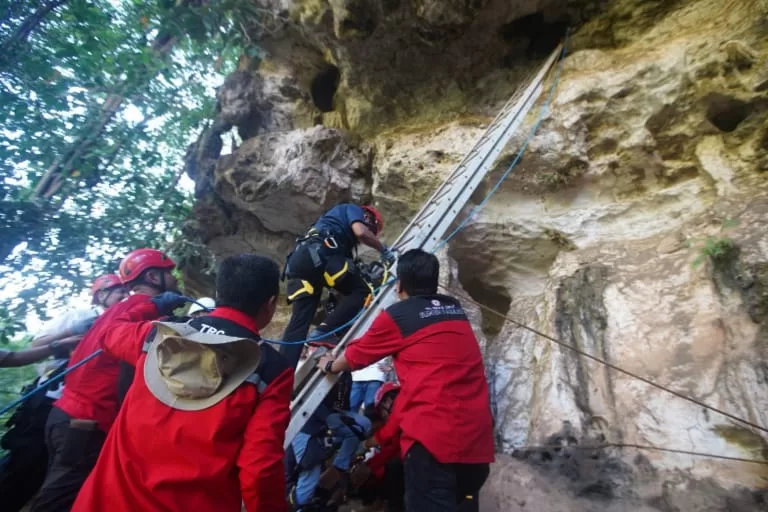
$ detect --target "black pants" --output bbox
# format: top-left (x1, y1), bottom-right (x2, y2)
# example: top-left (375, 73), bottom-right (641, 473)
top-left (29, 407), bottom-right (106, 512)
top-left (383, 458), bottom-right (406, 512)
top-left (0, 444), bottom-right (47, 512)
top-left (403, 443), bottom-right (488, 512)
top-left (282, 244), bottom-right (370, 369)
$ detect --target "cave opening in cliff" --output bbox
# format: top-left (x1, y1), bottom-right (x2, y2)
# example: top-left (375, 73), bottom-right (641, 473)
top-left (460, 276), bottom-right (512, 338)
top-left (499, 12), bottom-right (569, 62)
top-left (705, 93), bottom-right (750, 132)
top-left (310, 65), bottom-right (340, 113)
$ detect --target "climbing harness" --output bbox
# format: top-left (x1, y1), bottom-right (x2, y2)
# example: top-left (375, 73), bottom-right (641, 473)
top-left (286, 35), bottom-right (571, 448)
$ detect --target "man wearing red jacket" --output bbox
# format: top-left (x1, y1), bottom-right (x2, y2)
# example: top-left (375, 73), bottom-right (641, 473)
top-left (71, 254), bottom-right (293, 512)
top-left (318, 249), bottom-right (495, 512)
top-left (31, 249), bottom-right (179, 512)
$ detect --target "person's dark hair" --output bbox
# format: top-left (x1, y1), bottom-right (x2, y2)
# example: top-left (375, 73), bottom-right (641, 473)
top-left (216, 254), bottom-right (280, 315)
top-left (396, 249), bottom-right (439, 296)
top-left (364, 407), bottom-right (384, 424)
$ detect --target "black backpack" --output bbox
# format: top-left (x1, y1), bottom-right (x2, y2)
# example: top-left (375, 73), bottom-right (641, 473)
top-left (1, 359), bottom-right (69, 453)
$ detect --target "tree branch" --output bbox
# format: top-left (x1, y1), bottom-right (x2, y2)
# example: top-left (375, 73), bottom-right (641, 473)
top-left (0, 0), bottom-right (68, 67)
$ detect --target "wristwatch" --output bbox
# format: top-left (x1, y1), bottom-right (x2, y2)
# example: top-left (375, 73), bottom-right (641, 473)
top-left (324, 359), bottom-right (336, 374)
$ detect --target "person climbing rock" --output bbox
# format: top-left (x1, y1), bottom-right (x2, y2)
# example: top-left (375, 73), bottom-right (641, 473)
top-left (317, 249), bottom-right (494, 512)
top-left (71, 254), bottom-right (293, 512)
top-left (30, 249), bottom-right (180, 512)
top-left (281, 203), bottom-right (394, 369)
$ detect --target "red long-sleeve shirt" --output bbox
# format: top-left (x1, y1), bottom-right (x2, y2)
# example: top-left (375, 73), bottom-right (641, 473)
top-left (71, 302), bottom-right (292, 512)
top-left (54, 293), bottom-right (152, 431)
top-left (345, 294), bottom-right (495, 465)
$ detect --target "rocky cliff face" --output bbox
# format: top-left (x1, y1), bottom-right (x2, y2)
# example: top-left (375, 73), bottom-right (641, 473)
top-left (184, 0), bottom-right (768, 508)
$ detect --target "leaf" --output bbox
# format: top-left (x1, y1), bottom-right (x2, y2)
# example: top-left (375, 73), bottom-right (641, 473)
top-left (0, 0), bottom-right (254, 321)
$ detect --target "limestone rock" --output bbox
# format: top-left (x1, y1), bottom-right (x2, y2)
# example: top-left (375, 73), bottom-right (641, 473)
top-left (186, 0), bottom-right (768, 508)
top-left (217, 125), bottom-right (372, 235)
top-left (413, 0), bottom-right (489, 27)
top-left (217, 71), bottom-right (262, 135)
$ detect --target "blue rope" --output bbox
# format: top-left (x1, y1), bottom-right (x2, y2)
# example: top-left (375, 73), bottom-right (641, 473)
top-left (0, 350), bottom-right (103, 417)
top-left (0, 35), bottom-right (570, 412)
top-left (434, 33), bottom-right (570, 252)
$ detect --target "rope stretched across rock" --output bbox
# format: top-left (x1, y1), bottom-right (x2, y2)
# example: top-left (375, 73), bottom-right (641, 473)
top-left (446, 286), bottom-right (768, 461)
top-left (516, 442), bottom-right (768, 466)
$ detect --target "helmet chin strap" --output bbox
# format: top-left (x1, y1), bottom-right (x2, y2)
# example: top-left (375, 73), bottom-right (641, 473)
top-left (98, 288), bottom-right (115, 308)
top-left (158, 271), bottom-right (167, 294)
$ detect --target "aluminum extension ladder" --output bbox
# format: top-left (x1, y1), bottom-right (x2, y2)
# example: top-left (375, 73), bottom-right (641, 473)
top-left (285, 43), bottom-right (564, 448)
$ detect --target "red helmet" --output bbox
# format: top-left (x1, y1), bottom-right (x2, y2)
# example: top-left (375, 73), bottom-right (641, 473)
top-left (119, 248), bottom-right (176, 285)
top-left (361, 205), bottom-right (384, 235)
top-left (91, 274), bottom-right (123, 298)
top-left (374, 381), bottom-right (400, 409)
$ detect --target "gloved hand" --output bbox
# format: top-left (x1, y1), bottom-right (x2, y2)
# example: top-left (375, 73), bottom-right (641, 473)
top-left (380, 246), bottom-right (397, 267)
top-left (151, 292), bottom-right (189, 316)
top-left (68, 316), bottom-right (97, 336)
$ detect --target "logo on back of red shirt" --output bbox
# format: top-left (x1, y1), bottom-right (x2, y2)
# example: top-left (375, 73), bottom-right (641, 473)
top-left (419, 300), bottom-right (465, 319)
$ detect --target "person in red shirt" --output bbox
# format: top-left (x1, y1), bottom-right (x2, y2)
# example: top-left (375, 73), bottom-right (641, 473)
top-left (351, 382), bottom-right (405, 511)
top-left (30, 249), bottom-right (180, 512)
top-left (318, 248), bottom-right (495, 512)
top-left (71, 254), bottom-right (293, 512)
top-left (0, 274), bottom-right (126, 512)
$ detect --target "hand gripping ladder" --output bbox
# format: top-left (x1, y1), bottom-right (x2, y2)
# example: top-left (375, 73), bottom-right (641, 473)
top-left (285, 43), bottom-right (564, 448)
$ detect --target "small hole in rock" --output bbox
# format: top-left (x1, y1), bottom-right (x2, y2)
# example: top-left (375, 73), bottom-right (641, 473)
top-left (705, 93), bottom-right (750, 132)
top-left (499, 12), bottom-right (569, 60)
top-left (311, 65), bottom-right (340, 113)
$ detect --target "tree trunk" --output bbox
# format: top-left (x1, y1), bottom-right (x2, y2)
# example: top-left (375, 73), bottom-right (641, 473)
top-left (0, 0), bottom-right (68, 65)
top-left (31, 32), bottom-right (179, 201)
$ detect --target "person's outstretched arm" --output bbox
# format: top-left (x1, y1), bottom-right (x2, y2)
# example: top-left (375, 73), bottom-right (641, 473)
top-left (100, 294), bottom-right (188, 365)
top-left (0, 336), bottom-right (81, 368)
top-left (352, 222), bottom-right (385, 253)
top-left (319, 311), bottom-right (404, 374)
top-left (30, 316), bottom-right (95, 347)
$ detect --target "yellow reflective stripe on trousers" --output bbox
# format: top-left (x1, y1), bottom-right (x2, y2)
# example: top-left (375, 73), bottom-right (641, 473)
top-left (323, 262), bottom-right (348, 287)
top-left (288, 280), bottom-right (315, 301)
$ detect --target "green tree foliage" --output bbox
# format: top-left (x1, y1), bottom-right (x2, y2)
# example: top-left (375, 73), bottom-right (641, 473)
top-left (0, 0), bottom-right (265, 319)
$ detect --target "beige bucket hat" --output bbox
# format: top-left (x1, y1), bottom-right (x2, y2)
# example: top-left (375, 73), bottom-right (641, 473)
top-left (143, 321), bottom-right (262, 411)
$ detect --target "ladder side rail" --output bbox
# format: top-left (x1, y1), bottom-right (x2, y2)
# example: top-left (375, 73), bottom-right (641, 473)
top-left (289, 45), bottom-right (560, 392)
top-left (285, 81), bottom-right (543, 446)
top-left (387, 45), bottom-right (561, 252)
top-left (285, 44), bottom-right (563, 448)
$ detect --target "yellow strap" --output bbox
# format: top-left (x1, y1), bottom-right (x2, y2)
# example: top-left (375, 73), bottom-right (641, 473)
top-left (287, 280), bottom-right (315, 301)
top-left (323, 262), bottom-right (348, 287)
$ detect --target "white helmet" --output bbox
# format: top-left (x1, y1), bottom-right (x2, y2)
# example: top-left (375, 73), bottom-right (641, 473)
top-left (188, 297), bottom-right (216, 315)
